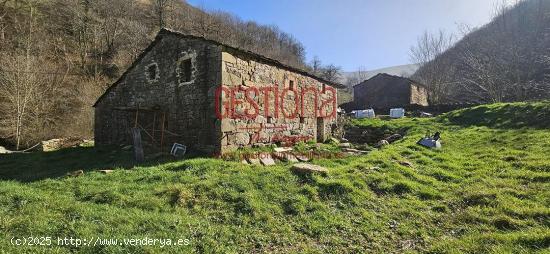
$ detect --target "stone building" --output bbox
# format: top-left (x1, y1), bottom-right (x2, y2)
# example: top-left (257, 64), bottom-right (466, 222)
top-left (352, 73), bottom-right (428, 110)
top-left (93, 29), bottom-right (343, 155)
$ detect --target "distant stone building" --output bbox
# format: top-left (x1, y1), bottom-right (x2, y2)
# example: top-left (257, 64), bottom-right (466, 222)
top-left (352, 73), bottom-right (428, 110)
top-left (93, 29), bottom-right (343, 155)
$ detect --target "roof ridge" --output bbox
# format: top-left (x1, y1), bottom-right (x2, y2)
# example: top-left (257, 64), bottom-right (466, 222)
top-left (353, 72), bottom-right (427, 89)
top-left (159, 28), bottom-right (344, 88)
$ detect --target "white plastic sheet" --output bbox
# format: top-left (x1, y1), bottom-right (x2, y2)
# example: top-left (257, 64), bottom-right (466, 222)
top-left (354, 109), bottom-right (375, 119)
top-left (390, 108), bottom-right (405, 118)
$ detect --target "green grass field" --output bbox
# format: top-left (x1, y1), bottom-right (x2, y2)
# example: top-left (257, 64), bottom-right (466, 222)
top-left (0, 102), bottom-right (549, 253)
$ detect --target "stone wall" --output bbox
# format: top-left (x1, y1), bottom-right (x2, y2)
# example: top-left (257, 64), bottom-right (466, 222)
top-left (218, 49), bottom-right (338, 153)
top-left (94, 34), bottom-right (222, 154)
top-left (353, 74), bottom-right (429, 110)
top-left (410, 84), bottom-right (429, 106)
top-left (95, 32), bottom-right (338, 156)
top-left (353, 74), bottom-right (411, 109)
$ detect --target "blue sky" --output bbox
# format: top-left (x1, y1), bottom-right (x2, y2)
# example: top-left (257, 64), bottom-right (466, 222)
top-left (187, 0), bottom-right (504, 71)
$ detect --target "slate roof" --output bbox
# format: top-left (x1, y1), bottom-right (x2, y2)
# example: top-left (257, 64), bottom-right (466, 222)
top-left (353, 73), bottom-right (428, 89)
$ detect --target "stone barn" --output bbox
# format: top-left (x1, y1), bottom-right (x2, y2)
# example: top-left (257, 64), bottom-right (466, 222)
top-left (352, 73), bottom-right (428, 110)
top-left (93, 29), bottom-right (343, 155)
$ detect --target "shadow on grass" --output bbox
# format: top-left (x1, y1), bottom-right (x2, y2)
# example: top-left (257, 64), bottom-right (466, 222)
top-left (0, 147), bottom-right (134, 182)
top-left (439, 102), bottom-right (550, 129)
top-left (0, 146), bottom-right (206, 182)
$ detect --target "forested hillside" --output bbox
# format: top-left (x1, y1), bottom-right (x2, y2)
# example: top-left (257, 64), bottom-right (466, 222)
top-left (411, 0), bottom-right (550, 104)
top-left (0, 0), bottom-right (321, 150)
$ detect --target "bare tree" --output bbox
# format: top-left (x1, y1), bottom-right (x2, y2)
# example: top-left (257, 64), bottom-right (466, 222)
top-left (0, 0), bottom-right (8, 42)
top-left (455, 0), bottom-right (548, 102)
top-left (0, 2), bottom-right (39, 149)
top-left (154, 0), bottom-right (174, 29)
top-left (310, 56), bottom-right (322, 75)
top-left (345, 66), bottom-right (369, 92)
top-left (410, 29), bottom-right (456, 103)
top-left (413, 0), bottom-right (550, 103)
top-left (0, 0), bottom-right (73, 149)
top-left (320, 64), bottom-right (342, 83)
top-left (0, 55), bottom-right (41, 149)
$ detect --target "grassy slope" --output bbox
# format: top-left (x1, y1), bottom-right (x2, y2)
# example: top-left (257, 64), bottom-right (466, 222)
top-left (0, 102), bottom-right (549, 253)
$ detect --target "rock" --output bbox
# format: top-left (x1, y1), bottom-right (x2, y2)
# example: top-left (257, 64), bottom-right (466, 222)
top-left (246, 156), bottom-right (261, 165)
top-left (235, 132), bottom-right (251, 146)
top-left (0, 146), bottom-right (10, 154)
top-left (255, 115), bottom-right (267, 123)
top-left (241, 159), bottom-right (249, 164)
top-left (338, 142), bottom-right (352, 148)
top-left (99, 169), bottom-right (114, 174)
top-left (121, 145), bottom-right (133, 151)
top-left (274, 152), bottom-right (299, 162)
top-left (79, 140), bottom-right (94, 147)
top-left (386, 134), bottom-right (403, 143)
top-left (291, 163), bottom-right (328, 175)
top-left (274, 147), bottom-right (293, 153)
top-left (296, 154), bottom-right (311, 162)
top-left (42, 138), bottom-right (84, 151)
top-left (222, 52), bottom-right (237, 63)
top-left (340, 138), bottom-right (349, 142)
top-left (342, 148), bottom-right (369, 154)
top-left (259, 153), bottom-right (276, 166)
top-left (272, 152), bottom-right (285, 161)
top-left (355, 144), bottom-right (373, 151)
top-left (42, 138), bottom-right (63, 152)
top-left (221, 119), bottom-right (236, 132)
top-left (286, 154), bottom-right (299, 162)
top-left (375, 140), bottom-right (389, 148)
top-left (398, 161), bottom-right (413, 167)
top-left (67, 170), bottom-right (84, 177)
